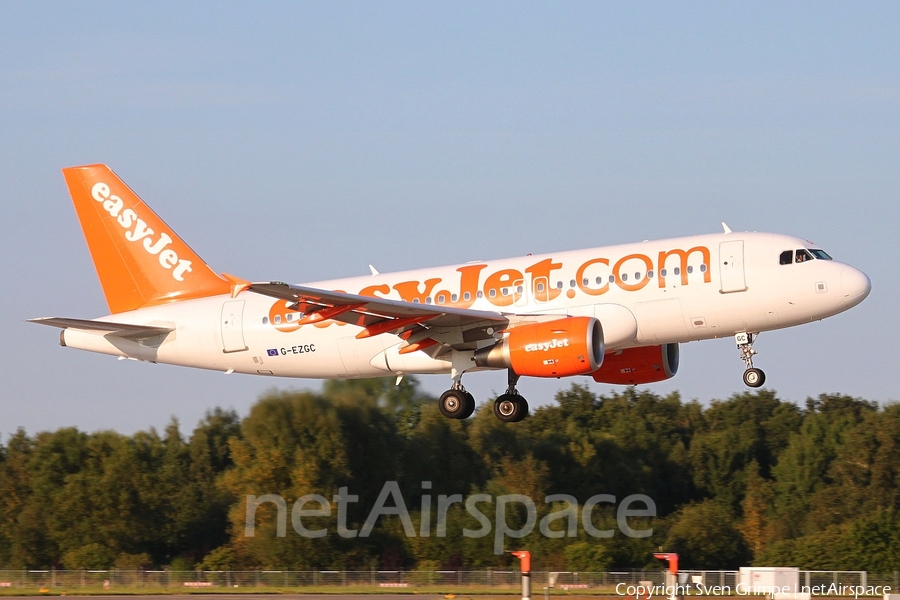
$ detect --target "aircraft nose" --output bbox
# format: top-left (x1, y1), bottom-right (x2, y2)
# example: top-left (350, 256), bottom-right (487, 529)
top-left (841, 266), bottom-right (871, 306)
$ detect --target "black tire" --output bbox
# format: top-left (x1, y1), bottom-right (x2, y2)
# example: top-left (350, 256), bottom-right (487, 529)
top-left (439, 389), bottom-right (468, 419)
top-left (494, 393), bottom-right (526, 423)
top-left (460, 392), bottom-right (476, 419)
top-left (743, 368), bottom-right (766, 388)
top-left (512, 395), bottom-right (529, 422)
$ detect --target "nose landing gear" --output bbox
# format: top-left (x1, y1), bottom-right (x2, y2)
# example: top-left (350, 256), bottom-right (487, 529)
top-left (736, 332), bottom-right (766, 388)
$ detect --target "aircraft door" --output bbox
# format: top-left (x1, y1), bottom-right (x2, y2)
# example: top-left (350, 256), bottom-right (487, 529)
top-left (719, 240), bottom-right (748, 293)
top-left (221, 300), bottom-right (248, 353)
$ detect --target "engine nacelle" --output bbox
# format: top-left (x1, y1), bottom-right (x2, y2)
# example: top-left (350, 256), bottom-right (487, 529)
top-left (474, 317), bottom-right (604, 378)
top-left (591, 343), bottom-right (679, 385)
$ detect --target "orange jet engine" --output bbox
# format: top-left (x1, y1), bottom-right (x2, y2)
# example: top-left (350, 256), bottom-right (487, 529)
top-left (474, 317), bottom-right (604, 377)
top-left (591, 343), bottom-right (679, 385)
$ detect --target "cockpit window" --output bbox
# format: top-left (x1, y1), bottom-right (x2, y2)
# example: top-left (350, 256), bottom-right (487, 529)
top-left (795, 249), bottom-right (814, 263)
top-left (779, 250), bottom-right (793, 265)
top-left (809, 249), bottom-right (832, 260)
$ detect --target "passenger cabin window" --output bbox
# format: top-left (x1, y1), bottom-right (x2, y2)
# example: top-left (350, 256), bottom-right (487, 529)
top-left (779, 250), bottom-right (793, 265)
top-left (796, 249), bottom-right (814, 263)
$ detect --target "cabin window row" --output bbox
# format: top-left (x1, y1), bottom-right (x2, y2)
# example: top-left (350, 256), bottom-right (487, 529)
top-left (260, 261), bottom-right (715, 322)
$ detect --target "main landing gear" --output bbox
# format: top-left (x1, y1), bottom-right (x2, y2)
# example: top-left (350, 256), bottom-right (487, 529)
top-left (493, 370), bottom-right (529, 423)
top-left (438, 369), bottom-right (529, 422)
top-left (736, 332), bottom-right (766, 388)
top-left (438, 385), bottom-right (476, 420)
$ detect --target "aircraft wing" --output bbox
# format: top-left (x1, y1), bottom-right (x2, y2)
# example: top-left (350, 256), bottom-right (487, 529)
top-left (247, 281), bottom-right (513, 354)
top-left (27, 317), bottom-right (174, 341)
top-left (250, 282), bottom-right (507, 325)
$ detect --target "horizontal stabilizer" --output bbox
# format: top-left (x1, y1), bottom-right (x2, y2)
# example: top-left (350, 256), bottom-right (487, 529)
top-left (27, 317), bottom-right (174, 341)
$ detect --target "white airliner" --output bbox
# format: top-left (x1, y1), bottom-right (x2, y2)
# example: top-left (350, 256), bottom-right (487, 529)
top-left (30, 165), bottom-right (871, 422)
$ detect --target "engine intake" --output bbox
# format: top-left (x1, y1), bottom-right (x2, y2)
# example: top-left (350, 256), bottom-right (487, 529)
top-left (474, 317), bottom-right (604, 378)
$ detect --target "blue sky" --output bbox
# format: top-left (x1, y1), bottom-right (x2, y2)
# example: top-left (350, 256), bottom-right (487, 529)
top-left (1, 2), bottom-right (897, 437)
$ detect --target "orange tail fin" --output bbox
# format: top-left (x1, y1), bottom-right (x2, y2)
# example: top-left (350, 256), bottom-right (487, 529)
top-left (62, 164), bottom-right (231, 314)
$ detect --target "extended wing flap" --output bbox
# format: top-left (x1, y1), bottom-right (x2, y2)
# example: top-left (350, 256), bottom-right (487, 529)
top-left (28, 317), bottom-right (174, 341)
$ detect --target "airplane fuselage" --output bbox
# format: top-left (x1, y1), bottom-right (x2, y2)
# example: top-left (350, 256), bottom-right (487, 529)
top-left (61, 231), bottom-right (870, 379)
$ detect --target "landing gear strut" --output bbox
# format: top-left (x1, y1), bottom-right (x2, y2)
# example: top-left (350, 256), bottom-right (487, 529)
top-left (439, 383), bottom-right (476, 419)
top-left (438, 352), bottom-right (477, 420)
top-left (736, 332), bottom-right (766, 388)
top-left (493, 369), bottom-right (529, 423)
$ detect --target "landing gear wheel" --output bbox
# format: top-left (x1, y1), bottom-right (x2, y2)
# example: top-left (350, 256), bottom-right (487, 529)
top-left (743, 368), bottom-right (766, 388)
top-left (460, 392), bottom-right (476, 419)
top-left (493, 393), bottom-right (529, 423)
top-left (439, 389), bottom-right (469, 419)
top-left (512, 395), bottom-right (529, 422)
top-left (736, 332), bottom-right (766, 388)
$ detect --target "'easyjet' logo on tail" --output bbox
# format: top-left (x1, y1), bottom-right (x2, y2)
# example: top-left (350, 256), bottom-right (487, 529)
top-left (91, 182), bottom-right (193, 281)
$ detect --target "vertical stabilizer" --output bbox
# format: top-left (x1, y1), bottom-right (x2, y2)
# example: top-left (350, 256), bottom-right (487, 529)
top-left (62, 164), bottom-right (231, 313)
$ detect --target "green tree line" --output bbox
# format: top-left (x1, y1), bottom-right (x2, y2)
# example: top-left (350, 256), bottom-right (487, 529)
top-left (1, 378), bottom-right (898, 572)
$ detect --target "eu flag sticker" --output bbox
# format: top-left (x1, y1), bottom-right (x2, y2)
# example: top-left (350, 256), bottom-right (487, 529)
top-left (267, 348), bottom-right (279, 357)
